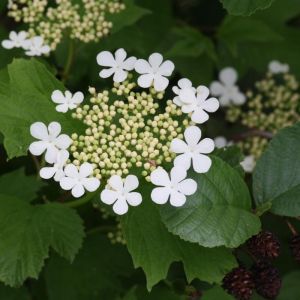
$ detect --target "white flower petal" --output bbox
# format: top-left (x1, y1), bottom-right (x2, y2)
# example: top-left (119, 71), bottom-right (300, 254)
top-left (126, 192), bottom-right (142, 206)
top-left (40, 167), bottom-right (56, 179)
top-left (196, 85), bottom-right (210, 101)
top-left (48, 122), bottom-right (61, 138)
top-left (72, 184), bottom-right (85, 198)
top-left (177, 179), bottom-right (197, 196)
top-left (60, 177), bottom-right (76, 190)
top-left (219, 95), bottom-right (231, 107)
top-left (99, 68), bottom-right (115, 79)
top-left (201, 97), bottom-right (219, 112)
top-left (124, 175), bottom-right (139, 192)
top-left (135, 59), bottom-right (152, 74)
top-left (41, 45), bottom-right (50, 54)
top-left (151, 187), bottom-right (170, 204)
top-left (170, 190), bottom-right (186, 207)
top-left (149, 53), bottom-right (163, 69)
top-left (101, 189), bottom-right (119, 205)
top-left (174, 153), bottom-right (191, 170)
top-left (97, 51), bottom-right (115, 67)
top-left (182, 103), bottom-right (196, 113)
top-left (220, 67), bottom-right (237, 86)
top-left (184, 126), bottom-right (202, 147)
top-left (51, 90), bottom-right (65, 104)
top-left (64, 164), bottom-right (79, 178)
top-left (191, 108), bottom-right (209, 124)
top-left (81, 178), bottom-right (100, 192)
top-left (179, 88), bottom-right (197, 104)
top-left (153, 75), bottom-right (169, 91)
top-left (29, 141), bottom-right (47, 156)
top-left (72, 92), bottom-right (84, 104)
top-left (114, 48), bottom-right (127, 64)
top-left (55, 134), bottom-right (72, 149)
top-left (157, 60), bottom-right (174, 76)
top-left (108, 175), bottom-right (123, 191)
top-left (178, 78), bottom-right (192, 89)
top-left (214, 136), bottom-right (227, 149)
top-left (232, 92), bottom-right (246, 105)
top-left (150, 168), bottom-right (170, 186)
top-left (170, 166), bottom-right (187, 185)
top-left (113, 69), bottom-right (127, 83)
top-left (45, 145), bottom-right (59, 163)
top-left (56, 103), bottom-right (69, 113)
top-left (1, 40), bottom-right (15, 49)
top-left (54, 169), bottom-right (65, 182)
top-left (137, 74), bottom-right (154, 88)
top-left (122, 56), bottom-right (137, 70)
top-left (113, 198), bottom-right (128, 215)
top-left (192, 153), bottom-right (212, 173)
top-left (210, 81), bottom-right (225, 96)
top-left (30, 122), bottom-right (48, 140)
top-left (240, 155), bottom-right (255, 173)
top-left (170, 138), bottom-right (188, 154)
top-left (196, 138), bottom-right (215, 154)
top-left (79, 162), bottom-right (93, 178)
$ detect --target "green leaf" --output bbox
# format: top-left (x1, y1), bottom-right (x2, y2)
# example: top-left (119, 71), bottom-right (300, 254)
top-left (220, 0), bottom-right (275, 16)
top-left (160, 157), bottom-right (261, 248)
top-left (0, 168), bottom-right (45, 202)
top-left (218, 16), bottom-right (282, 55)
top-left (0, 59), bottom-right (82, 160)
top-left (134, 285), bottom-right (186, 300)
top-left (0, 195), bottom-right (84, 287)
top-left (108, 0), bottom-right (151, 34)
top-left (277, 271), bottom-right (300, 300)
top-left (253, 123), bottom-right (300, 216)
top-left (0, 284), bottom-right (30, 300)
top-left (202, 286), bottom-right (234, 300)
top-left (121, 197), bottom-right (237, 290)
top-left (45, 233), bottom-right (133, 300)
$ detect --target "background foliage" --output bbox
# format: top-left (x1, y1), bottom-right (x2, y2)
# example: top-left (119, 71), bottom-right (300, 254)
top-left (0, 0), bottom-right (300, 299)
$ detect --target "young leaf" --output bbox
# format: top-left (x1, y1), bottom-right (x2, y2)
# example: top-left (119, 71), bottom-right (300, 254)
top-left (0, 59), bottom-right (83, 160)
top-left (0, 168), bottom-right (45, 202)
top-left (160, 157), bottom-right (261, 248)
top-left (0, 195), bottom-right (84, 287)
top-left (45, 234), bottom-right (133, 300)
top-left (121, 197), bottom-right (237, 290)
top-left (220, 0), bottom-right (275, 16)
top-left (253, 122), bottom-right (300, 216)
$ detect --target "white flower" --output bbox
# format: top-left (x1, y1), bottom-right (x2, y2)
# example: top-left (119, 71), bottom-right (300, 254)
top-left (60, 163), bottom-right (100, 198)
top-left (172, 78), bottom-right (196, 106)
top-left (268, 60), bottom-right (289, 74)
top-left (51, 90), bottom-right (84, 113)
top-left (40, 150), bottom-right (69, 181)
top-left (1, 31), bottom-right (30, 49)
top-left (210, 67), bottom-right (245, 106)
top-left (150, 166), bottom-right (197, 207)
top-left (135, 52), bottom-right (174, 91)
top-left (240, 155), bottom-right (256, 173)
top-left (170, 126), bottom-right (214, 173)
top-left (178, 85), bottom-right (219, 124)
top-left (100, 174), bottom-right (142, 215)
top-left (29, 121), bottom-right (72, 163)
top-left (214, 136), bottom-right (228, 149)
top-left (25, 36), bottom-right (51, 56)
top-left (97, 48), bottom-right (137, 83)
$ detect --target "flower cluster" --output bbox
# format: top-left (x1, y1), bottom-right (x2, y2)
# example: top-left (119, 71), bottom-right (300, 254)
top-left (225, 61), bottom-right (300, 168)
top-left (29, 49), bottom-right (219, 215)
top-left (5, 0), bottom-right (125, 52)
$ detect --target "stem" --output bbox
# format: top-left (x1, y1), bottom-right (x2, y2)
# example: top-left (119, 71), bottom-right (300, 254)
top-left (31, 154), bottom-right (40, 172)
top-left (63, 191), bottom-right (97, 208)
top-left (62, 39), bottom-right (75, 83)
top-left (87, 225), bottom-right (117, 235)
top-left (231, 129), bottom-right (274, 141)
top-left (286, 219), bottom-right (298, 236)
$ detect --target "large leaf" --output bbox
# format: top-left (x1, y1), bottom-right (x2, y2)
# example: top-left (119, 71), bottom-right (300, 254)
top-left (0, 168), bottom-right (45, 202)
top-left (121, 197), bottom-right (237, 290)
top-left (253, 123), bottom-right (300, 216)
top-left (278, 271), bottom-right (300, 300)
top-left (160, 157), bottom-right (261, 248)
top-left (220, 0), bottom-right (274, 16)
top-left (0, 59), bottom-right (82, 159)
top-left (0, 195), bottom-right (84, 287)
top-left (45, 234), bottom-right (133, 300)
top-left (202, 286), bottom-right (234, 300)
top-left (0, 284), bottom-right (30, 300)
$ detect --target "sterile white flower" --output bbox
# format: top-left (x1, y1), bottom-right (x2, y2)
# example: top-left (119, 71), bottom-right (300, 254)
top-left (100, 174), bottom-right (142, 215)
top-left (1, 31), bottom-right (30, 49)
top-left (150, 166), bottom-right (197, 207)
top-left (214, 136), bottom-right (228, 149)
top-left (240, 155), bottom-right (256, 173)
top-left (172, 78), bottom-right (196, 106)
top-left (178, 85), bottom-right (219, 124)
top-left (25, 36), bottom-right (51, 56)
top-left (51, 90), bottom-right (84, 113)
top-left (40, 150), bottom-right (69, 181)
top-left (135, 52), bottom-right (174, 91)
top-left (60, 163), bottom-right (100, 198)
top-left (97, 48), bottom-right (137, 83)
top-left (29, 121), bottom-right (72, 163)
top-left (268, 60), bottom-right (289, 74)
top-left (210, 67), bottom-right (246, 107)
top-left (170, 126), bottom-right (214, 173)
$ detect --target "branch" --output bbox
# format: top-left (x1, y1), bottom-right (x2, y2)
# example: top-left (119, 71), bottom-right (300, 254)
top-left (231, 129), bottom-right (274, 141)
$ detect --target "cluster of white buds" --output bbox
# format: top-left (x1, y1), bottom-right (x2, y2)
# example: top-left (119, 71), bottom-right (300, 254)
top-left (6, 0), bottom-right (125, 51)
top-left (29, 48), bottom-right (219, 215)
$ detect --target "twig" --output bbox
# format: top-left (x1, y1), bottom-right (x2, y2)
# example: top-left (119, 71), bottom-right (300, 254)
top-left (286, 219), bottom-right (298, 236)
top-left (231, 129), bottom-right (274, 141)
